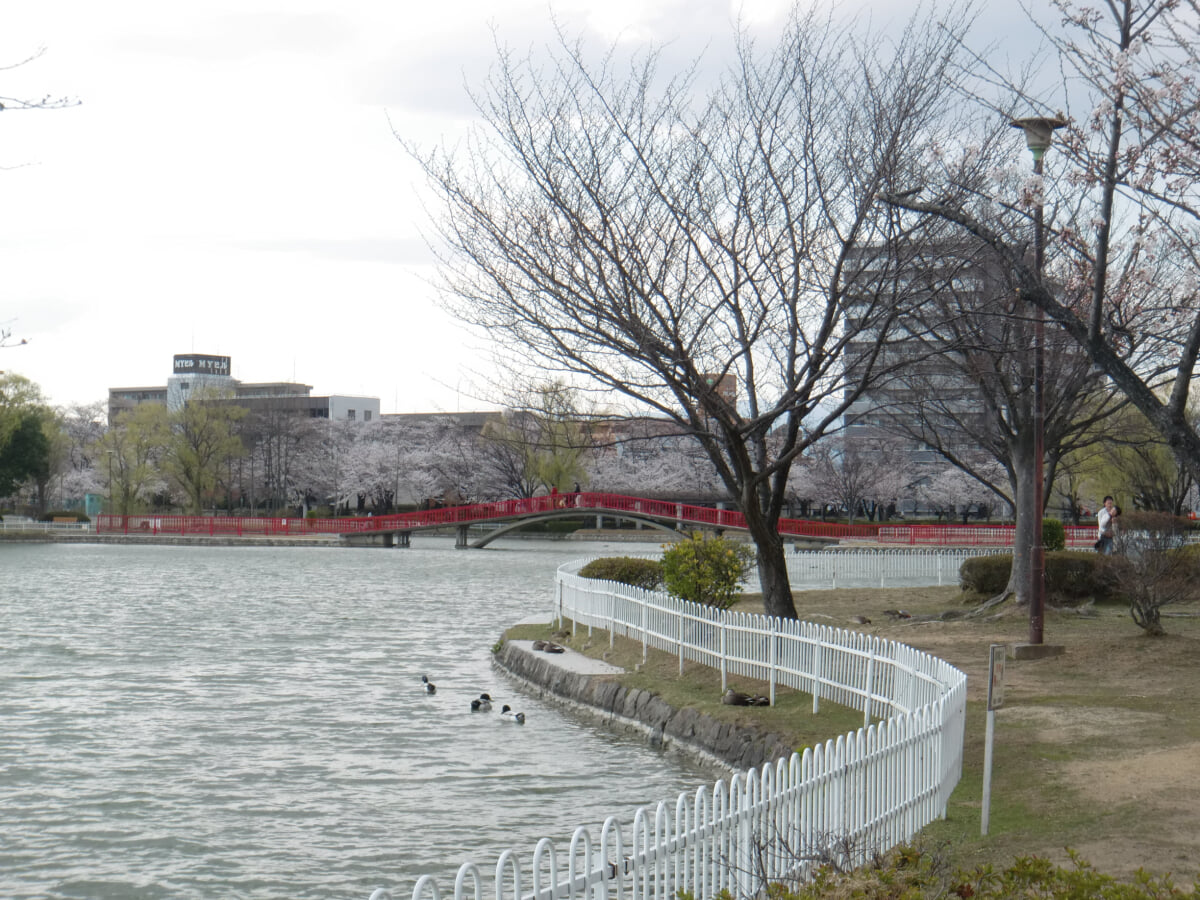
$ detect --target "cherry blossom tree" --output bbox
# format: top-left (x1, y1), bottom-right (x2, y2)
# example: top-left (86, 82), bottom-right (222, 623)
top-left (586, 421), bottom-right (725, 500)
top-left (912, 462), bottom-right (1010, 522)
top-left (56, 402), bottom-right (106, 503)
top-left (789, 440), bottom-right (913, 523)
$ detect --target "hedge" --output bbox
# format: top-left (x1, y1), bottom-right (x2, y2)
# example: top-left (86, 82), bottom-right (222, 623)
top-left (577, 556), bottom-right (664, 590)
top-left (959, 551), bottom-right (1122, 603)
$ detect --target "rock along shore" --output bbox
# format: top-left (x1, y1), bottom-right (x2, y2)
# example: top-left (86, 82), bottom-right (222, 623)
top-left (494, 639), bottom-right (795, 776)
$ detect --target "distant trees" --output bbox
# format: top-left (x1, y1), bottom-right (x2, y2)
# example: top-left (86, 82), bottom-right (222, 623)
top-left (792, 442), bottom-right (911, 525)
top-left (240, 405), bottom-right (314, 513)
top-left (0, 409), bottom-right (50, 502)
top-left (479, 384), bottom-right (591, 499)
top-left (0, 374), bottom-right (52, 505)
top-left (587, 419), bottom-right (724, 500)
top-left (1095, 405), bottom-right (1199, 516)
top-left (166, 389), bottom-right (246, 514)
top-left (56, 402), bottom-right (106, 503)
top-left (95, 404), bottom-right (170, 515)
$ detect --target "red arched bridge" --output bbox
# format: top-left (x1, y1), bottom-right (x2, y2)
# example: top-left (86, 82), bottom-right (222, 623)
top-left (96, 491), bottom-right (1098, 550)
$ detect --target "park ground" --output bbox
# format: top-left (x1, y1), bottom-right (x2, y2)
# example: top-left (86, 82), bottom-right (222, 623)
top-left (515, 585), bottom-right (1200, 884)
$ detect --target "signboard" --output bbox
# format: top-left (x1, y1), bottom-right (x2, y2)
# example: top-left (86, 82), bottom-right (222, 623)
top-left (173, 354), bottom-right (231, 376)
top-left (987, 643), bottom-right (1006, 711)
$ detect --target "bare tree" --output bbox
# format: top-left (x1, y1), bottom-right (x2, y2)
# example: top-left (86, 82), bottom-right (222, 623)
top-left (1, 321), bottom-right (29, 348)
top-left (1, 48), bottom-right (78, 113)
top-left (1109, 511), bottom-right (1200, 635)
top-left (408, 8), bottom-right (976, 618)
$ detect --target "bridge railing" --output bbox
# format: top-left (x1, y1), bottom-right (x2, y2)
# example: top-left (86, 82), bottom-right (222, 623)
top-left (876, 524), bottom-right (1096, 550)
top-left (366, 558), bottom-right (967, 900)
top-left (94, 495), bottom-right (1099, 550)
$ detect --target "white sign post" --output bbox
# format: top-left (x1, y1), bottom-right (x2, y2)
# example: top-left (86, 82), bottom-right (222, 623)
top-left (981, 643), bottom-right (1005, 835)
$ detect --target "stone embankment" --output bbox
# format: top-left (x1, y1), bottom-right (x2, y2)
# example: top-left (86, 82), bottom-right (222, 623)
top-left (495, 639), bottom-right (794, 775)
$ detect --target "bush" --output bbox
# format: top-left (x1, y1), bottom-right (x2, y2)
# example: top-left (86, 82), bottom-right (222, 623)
top-left (578, 556), bottom-right (664, 590)
top-left (959, 552), bottom-right (1122, 603)
top-left (959, 555), bottom-right (1011, 595)
top-left (1043, 518), bottom-right (1066, 551)
top-left (1107, 511), bottom-right (1200, 635)
top-left (660, 533), bottom-right (755, 609)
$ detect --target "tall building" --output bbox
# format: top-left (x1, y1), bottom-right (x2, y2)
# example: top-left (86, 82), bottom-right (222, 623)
top-left (841, 240), bottom-right (1010, 463)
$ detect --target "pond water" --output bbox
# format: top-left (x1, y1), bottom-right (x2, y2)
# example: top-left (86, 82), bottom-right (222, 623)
top-left (0, 539), bottom-right (714, 900)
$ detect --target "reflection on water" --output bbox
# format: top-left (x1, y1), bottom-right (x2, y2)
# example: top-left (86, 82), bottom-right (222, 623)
top-left (0, 540), bottom-right (711, 900)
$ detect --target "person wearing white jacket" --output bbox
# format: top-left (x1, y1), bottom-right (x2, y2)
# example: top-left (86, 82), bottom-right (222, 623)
top-left (1097, 495), bottom-right (1120, 555)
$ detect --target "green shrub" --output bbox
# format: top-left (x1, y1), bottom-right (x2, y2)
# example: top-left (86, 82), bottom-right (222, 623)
top-left (578, 556), bottom-right (664, 590)
top-left (959, 554), bottom-right (1011, 595)
top-left (660, 533), bottom-right (755, 609)
top-left (959, 552), bottom-right (1122, 603)
top-left (1043, 518), bottom-right (1066, 551)
top-left (1046, 551), bottom-right (1124, 603)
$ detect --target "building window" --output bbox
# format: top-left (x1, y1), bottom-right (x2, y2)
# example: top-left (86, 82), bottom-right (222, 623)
top-left (347, 409), bottom-right (356, 420)
top-left (364, 410), bottom-right (372, 422)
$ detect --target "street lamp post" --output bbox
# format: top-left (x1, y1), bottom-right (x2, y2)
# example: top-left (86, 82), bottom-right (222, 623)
top-left (1011, 116), bottom-right (1065, 645)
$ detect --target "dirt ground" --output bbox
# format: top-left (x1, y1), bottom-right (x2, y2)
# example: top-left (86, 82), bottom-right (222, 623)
top-left (792, 588), bottom-right (1200, 881)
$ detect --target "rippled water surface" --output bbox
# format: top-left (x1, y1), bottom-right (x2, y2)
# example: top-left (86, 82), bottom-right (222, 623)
top-left (0, 540), bottom-right (712, 900)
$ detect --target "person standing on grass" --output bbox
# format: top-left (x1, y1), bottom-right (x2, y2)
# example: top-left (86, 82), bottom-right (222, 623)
top-left (1097, 495), bottom-right (1120, 555)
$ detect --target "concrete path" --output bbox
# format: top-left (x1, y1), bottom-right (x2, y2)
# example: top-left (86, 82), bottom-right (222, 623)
top-left (506, 639), bottom-right (624, 676)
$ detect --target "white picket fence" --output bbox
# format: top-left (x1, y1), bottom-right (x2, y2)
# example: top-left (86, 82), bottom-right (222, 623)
top-left (784, 547), bottom-right (1007, 590)
top-left (369, 554), bottom-right (967, 900)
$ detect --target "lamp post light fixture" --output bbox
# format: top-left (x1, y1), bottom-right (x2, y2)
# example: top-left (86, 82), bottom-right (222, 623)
top-left (1011, 115), bottom-right (1065, 645)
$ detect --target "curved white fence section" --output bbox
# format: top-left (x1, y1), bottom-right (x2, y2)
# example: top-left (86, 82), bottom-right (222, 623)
top-left (371, 553), bottom-right (967, 900)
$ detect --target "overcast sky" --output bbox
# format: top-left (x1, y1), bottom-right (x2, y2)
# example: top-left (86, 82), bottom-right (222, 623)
top-left (2, 0), bottom-right (1031, 415)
